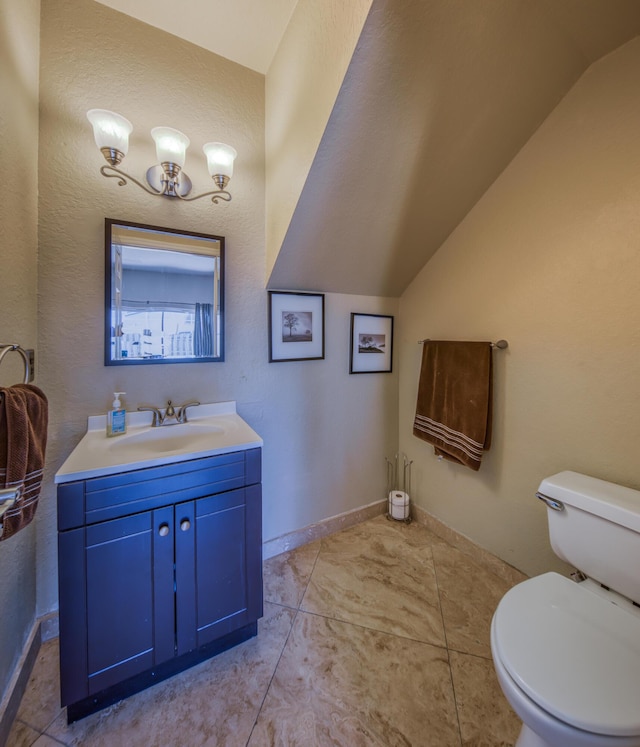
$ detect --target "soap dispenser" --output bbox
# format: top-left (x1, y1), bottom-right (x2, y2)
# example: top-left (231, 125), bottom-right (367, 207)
top-left (107, 392), bottom-right (127, 437)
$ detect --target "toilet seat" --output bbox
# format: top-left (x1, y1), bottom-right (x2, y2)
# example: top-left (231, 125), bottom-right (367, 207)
top-left (493, 572), bottom-right (640, 738)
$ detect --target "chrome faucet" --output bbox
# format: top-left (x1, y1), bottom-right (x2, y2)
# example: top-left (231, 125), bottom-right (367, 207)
top-left (137, 400), bottom-right (201, 426)
top-left (137, 404), bottom-right (163, 427)
top-left (176, 400), bottom-right (200, 423)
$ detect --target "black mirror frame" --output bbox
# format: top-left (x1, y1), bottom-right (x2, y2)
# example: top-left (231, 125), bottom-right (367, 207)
top-left (104, 218), bottom-right (225, 366)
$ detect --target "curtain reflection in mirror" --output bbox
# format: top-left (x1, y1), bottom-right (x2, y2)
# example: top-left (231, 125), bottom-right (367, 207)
top-left (194, 303), bottom-right (214, 357)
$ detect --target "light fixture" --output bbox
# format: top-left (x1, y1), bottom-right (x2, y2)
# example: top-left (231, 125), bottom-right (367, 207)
top-left (87, 109), bottom-right (237, 204)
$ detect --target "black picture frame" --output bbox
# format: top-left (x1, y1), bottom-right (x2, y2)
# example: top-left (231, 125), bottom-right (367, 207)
top-left (349, 313), bottom-right (393, 374)
top-left (268, 291), bottom-right (325, 362)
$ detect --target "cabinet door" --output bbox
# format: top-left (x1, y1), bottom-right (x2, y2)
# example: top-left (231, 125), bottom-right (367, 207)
top-left (187, 486), bottom-right (263, 649)
top-left (84, 506), bottom-right (175, 695)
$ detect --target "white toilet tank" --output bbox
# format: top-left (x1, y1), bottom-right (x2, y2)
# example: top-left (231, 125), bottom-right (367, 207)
top-left (537, 471), bottom-right (640, 606)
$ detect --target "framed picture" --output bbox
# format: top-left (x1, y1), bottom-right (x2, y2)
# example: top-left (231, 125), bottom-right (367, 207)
top-left (349, 313), bottom-right (393, 374)
top-left (269, 291), bottom-right (325, 362)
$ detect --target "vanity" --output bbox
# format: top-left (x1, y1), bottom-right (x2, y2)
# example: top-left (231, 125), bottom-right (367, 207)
top-left (55, 402), bottom-right (263, 722)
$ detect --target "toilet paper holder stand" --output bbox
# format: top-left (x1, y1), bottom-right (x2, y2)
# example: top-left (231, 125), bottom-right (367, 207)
top-left (385, 452), bottom-right (413, 523)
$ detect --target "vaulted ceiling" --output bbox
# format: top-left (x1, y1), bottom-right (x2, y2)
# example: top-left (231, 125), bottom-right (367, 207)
top-left (268, 0), bottom-right (640, 296)
top-left (96, 0), bottom-right (640, 297)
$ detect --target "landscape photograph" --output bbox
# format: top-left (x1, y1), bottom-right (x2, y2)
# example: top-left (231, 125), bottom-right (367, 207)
top-left (281, 310), bottom-right (313, 342)
top-left (358, 333), bottom-right (386, 353)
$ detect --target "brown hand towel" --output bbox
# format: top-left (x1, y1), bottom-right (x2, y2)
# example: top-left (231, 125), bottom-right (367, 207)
top-left (0, 384), bottom-right (48, 541)
top-left (413, 341), bottom-right (492, 471)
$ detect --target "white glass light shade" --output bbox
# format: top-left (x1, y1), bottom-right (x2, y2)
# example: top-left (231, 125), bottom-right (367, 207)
top-left (203, 142), bottom-right (237, 180)
top-left (151, 127), bottom-right (190, 169)
top-left (87, 109), bottom-right (132, 155)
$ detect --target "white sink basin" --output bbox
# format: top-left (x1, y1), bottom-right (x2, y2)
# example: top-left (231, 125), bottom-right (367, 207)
top-left (107, 421), bottom-right (225, 455)
top-left (55, 401), bottom-right (263, 483)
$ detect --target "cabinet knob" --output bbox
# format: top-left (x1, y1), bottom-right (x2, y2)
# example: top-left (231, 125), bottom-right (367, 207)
top-left (180, 519), bottom-right (191, 532)
top-left (158, 523), bottom-right (170, 537)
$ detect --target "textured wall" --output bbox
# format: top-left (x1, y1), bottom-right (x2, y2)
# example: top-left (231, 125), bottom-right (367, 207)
top-left (37, 0), bottom-right (398, 616)
top-left (0, 0), bottom-right (40, 701)
top-left (265, 0), bottom-right (372, 280)
top-left (398, 37), bottom-right (640, 577)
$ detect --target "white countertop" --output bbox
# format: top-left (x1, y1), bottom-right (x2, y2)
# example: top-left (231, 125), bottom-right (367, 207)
top-left (55, 401), bottom-right (263, 484)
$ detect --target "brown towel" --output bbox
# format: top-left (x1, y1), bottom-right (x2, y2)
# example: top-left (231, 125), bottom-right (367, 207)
top-left (0, 384), bottom-right (48, 541)
top-left (413, 341), bottom-right (492, 471)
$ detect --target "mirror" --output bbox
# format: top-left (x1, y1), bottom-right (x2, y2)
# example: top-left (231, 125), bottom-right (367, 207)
top-left (105, 219), bottom-right (224, 365)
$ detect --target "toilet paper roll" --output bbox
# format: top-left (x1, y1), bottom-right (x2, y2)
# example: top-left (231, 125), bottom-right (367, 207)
top-left (389, 490), bottom-right (410, 520)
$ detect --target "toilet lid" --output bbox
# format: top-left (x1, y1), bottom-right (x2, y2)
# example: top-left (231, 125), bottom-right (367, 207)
top-left (493, 572), bottom-right (640, 737)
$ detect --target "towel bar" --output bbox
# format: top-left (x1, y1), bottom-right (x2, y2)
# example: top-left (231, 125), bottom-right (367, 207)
top-left (418, 338), bottom-right (508, 349)
top-left (0, 344), bottom-right (33, 384)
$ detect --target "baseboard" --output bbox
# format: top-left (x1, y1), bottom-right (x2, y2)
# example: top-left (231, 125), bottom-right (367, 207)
top-left (262, 499), bottom-right (387, 560)
top-left (411, 504), bottom-right (527, 586)
top-left (261, 498), bottom-right (526, 586)
top-left (0, 620), bottom-right (41, 747)
top-left (39, 612), bottom-right (59, 642)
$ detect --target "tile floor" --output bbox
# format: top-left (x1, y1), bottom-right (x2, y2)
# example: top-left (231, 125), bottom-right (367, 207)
top-left (7, 514), bottom-right (524, 746)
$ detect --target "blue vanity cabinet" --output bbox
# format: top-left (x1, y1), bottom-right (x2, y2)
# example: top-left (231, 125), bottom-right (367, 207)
top-left (57, 448), bottom-right (262, 722)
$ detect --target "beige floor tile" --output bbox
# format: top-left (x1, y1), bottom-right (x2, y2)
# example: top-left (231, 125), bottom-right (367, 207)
top-left (6, 719), bottom-right (44, 747)
top-left (44, 602), bottom-right (295, 747)
top-left (301, 517), bottom-right (447, 647)
top-left (13, 639), bottom-right (63, 734)
top-left (432, 542), bottom-right (515, 658)
top-left (263, 540), bottom-right (321, 608)
top-left (449, 651), bottom-right (521, 747)
top-left (31, 736), bottom-right (67, 746)
top-left (248, 611), bottom-right (461, 747)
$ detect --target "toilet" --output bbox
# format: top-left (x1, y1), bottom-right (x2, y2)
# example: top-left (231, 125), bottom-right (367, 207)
top-left (490, 471), bottom-right (640, 747)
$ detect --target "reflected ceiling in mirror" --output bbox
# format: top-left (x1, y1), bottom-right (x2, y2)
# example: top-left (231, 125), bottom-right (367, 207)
top-left (105, 219), bottom-right (224, 365)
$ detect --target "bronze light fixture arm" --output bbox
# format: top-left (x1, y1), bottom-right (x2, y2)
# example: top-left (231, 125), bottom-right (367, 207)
top-left (98, 163), bottom-right (232, 202)
top-left (175, 173), bottom-right (231, 203)
top-left (99, 164), bottom-right (163, 196)
top-left (176, 188), bottom-right (232, 204)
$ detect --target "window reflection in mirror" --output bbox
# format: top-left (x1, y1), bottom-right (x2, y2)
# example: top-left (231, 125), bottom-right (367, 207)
top-left (105, 219), bottom-right (224, 365)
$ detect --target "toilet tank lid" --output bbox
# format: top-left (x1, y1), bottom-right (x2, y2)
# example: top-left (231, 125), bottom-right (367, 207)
top-left (539, 471), bottom-right (640, 533)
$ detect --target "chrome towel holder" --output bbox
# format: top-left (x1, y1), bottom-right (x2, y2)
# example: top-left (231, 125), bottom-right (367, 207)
top-left (0, 343), bottom-right (34, 531)
top-left (418, 338), bottom-right (509, 349)
top-left (0, 344), bottom-right (34, 384)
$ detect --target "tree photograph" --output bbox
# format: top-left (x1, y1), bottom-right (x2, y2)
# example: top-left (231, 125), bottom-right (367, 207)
top-left (281, 310), bottom-right (313, 342)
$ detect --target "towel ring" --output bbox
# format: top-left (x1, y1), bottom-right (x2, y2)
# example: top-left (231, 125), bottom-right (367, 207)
top-left (0, 345), bottom-right (31, 384)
